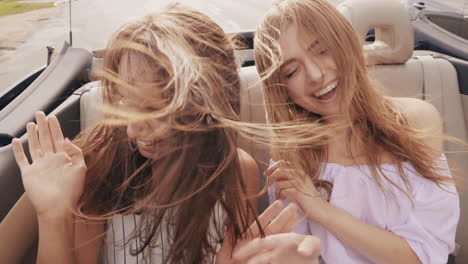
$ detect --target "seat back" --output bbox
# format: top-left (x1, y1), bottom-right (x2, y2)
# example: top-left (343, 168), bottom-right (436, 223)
top-left (342, 1), bottom-right (467, 259)
top-left (79, 81), bottom-right (103, 130)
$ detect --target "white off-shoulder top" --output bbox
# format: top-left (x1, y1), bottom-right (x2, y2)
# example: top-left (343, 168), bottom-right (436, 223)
top-left (269, 155), bottom-right (460, 264)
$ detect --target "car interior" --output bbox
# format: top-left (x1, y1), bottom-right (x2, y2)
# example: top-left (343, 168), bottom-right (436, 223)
top-left (0, 0), bottom-right (466, 263)
top-left (413, 9), bottom-right (468, 61)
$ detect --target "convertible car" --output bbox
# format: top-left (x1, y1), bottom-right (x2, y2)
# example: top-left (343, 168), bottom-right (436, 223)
top-left (409, 0), bottom-right (468, 61)
top-left (0, 0), bottom-right (467, 263)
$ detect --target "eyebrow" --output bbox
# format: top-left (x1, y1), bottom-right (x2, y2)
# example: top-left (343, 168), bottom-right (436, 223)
top-left (307, 39), bottom-right (320, 51)
top-left (281, 40), bottom-right (320, 68)
top-left (281, 58), bottom-right (297, 69)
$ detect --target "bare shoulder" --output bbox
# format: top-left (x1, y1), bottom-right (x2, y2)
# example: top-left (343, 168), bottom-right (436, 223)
top-left (390, 97), bottom-right (443, 152)
top-left (391, 97), bottom-right (442, 131)
top-left (237, 148), bottom-right (260, 179)
top-left (237, 148), bottom-right (260, 205)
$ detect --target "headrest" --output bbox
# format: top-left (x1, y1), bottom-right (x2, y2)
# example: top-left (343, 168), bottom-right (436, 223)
top-left (337, 0), bottom-right (414, 65)
top-left (79, 81), bottom-right (103, 130)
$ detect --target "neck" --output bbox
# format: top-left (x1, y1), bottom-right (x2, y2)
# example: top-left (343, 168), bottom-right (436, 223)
top-left (320, 111), bottom-right (349, 124)
top-left (326, 119), bottom-right (367, 161)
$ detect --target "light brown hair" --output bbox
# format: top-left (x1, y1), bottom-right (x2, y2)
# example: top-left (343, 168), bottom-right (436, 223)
top-left (254, 0), bottom-right (455, 198)
top-left (73, 4), bottom-right (258, 263)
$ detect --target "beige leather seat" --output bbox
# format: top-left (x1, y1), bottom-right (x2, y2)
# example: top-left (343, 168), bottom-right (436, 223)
top-left (79, 81), bottom-right (103, 130)
top-left (340, 1), bottom-right (466, 260)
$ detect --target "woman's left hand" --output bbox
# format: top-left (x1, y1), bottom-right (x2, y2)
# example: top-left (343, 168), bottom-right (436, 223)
top-left (265, 160), bottom-right (328, 223)
top-left (233, 233), bottom-right (322, 264)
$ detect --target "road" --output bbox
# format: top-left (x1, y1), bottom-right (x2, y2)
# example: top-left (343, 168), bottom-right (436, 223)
top-left (0, 0), bottom-right (274, 92)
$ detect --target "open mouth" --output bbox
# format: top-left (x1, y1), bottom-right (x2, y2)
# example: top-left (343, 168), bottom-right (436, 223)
top-left (312, 81), bottom-right (338, 100)
top-left (135, 140), bottom-right (159, 157)
top-left (136, 139), bottom-right (155, 150)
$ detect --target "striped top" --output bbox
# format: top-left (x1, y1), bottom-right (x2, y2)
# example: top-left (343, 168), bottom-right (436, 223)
top-left (100, 205), bottom-right (226, 264)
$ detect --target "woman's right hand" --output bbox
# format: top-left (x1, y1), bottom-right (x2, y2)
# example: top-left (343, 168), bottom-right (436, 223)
top-left (216, 200), bottom-right (298, 264)
top-left (233, 233), bottom-right (321, 264)
top-left (11, 111), bottom-right (87, 219)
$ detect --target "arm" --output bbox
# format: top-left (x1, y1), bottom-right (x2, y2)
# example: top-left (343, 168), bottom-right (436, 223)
top-left (235, 150), bottom-right (323, 264)
top-left (0, 194), bottom-right (38, 264)
top-left (37, 214), bottom-right (104, 264)
top-left (216, 149), bottom-right (300, 263)
top-left (0, 195), bottom-right (104, 264)
top-left (311, 199), bottom-right (421, 264)
top-left (268, 98), bottom-right (447, 264)
top-left (36, 214), bottom-right (75, 264)
top-left (237, 148), bottom-right (260, 215)
top-left (302, 100), bottom-right (444, 264)
top-left (11, 112), bottom-right (89, 264)
top-left (268, 164), bottom-right (421, 264)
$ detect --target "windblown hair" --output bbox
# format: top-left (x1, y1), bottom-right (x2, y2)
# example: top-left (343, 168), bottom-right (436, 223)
top-left (254, 0), bottom-right (454, 198)
top-left (72, 4), bottom-right (258, 263)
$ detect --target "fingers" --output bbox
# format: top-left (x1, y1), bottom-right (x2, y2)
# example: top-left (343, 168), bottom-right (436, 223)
top-left (234, 238), bottom-right (272, 261)
top-left (275, 180), bottom-right (295, 200)
top-left (17, 112), bottom-right (69, 165)
top-left (234, 234), bottom-right (291, 261)
top-left (264, 160), bottom-right (285, 177)
top-left (275, 179), bottom-right (292, 190)
top-left (29, 112), bottom-right (65, 155)
top-left (277, 188), bottom-right (297, 201)
top-left (11, 138), bottom-right (30, 170)
top-left (245, 251), bottom-right (273, 264)
top-left (247, 200), bottom-right (283, 238)
top-left (216, 226), bottom-right (234, 264)
top-left (63, 140), bottom-right (85, 166)
top-left (268, 170), bottom-right (285, 186)
top-left (297, 236), bottom-right (321, 258)
top-left (263, 203), bottom-right (297, 235)
top-left (234, 234), bottom-right (322, 263)
top-left (267, 165), bottom-right (302, 188)
top-left (35, 111), bottom-right (54, 153)
top-left (48, 115), bottom-right (65, 152)
top-left (280, 205), bottom-right (297, 232)
top-left (26, 122), bottom-right (41, 161)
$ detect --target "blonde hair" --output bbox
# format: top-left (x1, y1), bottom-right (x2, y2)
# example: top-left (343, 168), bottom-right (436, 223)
top-left (254, 0), bottom-right (454, 198)
top-left (73, 4), bottom-right (259, 262)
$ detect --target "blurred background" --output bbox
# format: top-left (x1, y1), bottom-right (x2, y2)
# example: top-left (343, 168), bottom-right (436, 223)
top-left (0, 0), bottom-right (466, 92)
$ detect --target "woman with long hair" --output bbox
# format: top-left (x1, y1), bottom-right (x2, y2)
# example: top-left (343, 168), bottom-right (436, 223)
top-left (254, 0), bottom-right (460, 263)
top-left (5, 3), bottom-right (322, 264)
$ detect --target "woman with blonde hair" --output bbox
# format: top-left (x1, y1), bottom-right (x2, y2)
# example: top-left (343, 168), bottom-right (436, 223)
top-left (255, 0), bottom-right (460, 263)
top-left (4, 3), bottom-right (323, 264)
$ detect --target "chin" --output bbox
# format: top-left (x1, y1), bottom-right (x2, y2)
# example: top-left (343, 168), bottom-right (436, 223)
top-left (320, 110), bottom-right (341, 118)
top-left (308, 107), bottom-right (340, 118)
top-left (138, 148), bottom-right (156, 159)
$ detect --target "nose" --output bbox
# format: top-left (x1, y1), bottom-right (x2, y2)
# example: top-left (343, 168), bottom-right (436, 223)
top-left (126, 121), bottom-right (147, 139)
top-left (304, 57), bottom-right (324, 84)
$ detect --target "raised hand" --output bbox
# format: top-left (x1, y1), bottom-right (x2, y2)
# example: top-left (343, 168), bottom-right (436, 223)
top-left (11, 111), bottom-right (87, 219)
top-left (265, 160), bottom-right (327, 222)
top-left (216, 200), bottom-right (298, 264)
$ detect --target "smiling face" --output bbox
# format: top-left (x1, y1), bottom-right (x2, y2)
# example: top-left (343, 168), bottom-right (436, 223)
top-left (279, 23), bottom-right (342, 117)
top-left (116, 52), bottom-right (172, 160)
